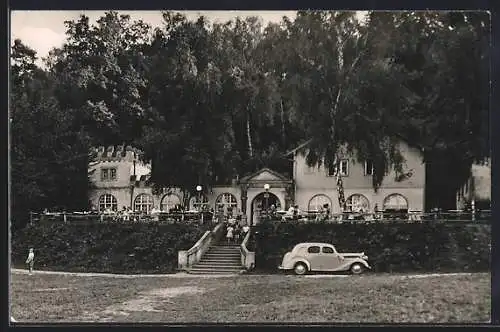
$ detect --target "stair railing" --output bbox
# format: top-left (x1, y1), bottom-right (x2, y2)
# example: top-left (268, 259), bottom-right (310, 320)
top-left (178, 222), bottom-right (225, 270)
top-left (240, 231), bottom-right (255, 271)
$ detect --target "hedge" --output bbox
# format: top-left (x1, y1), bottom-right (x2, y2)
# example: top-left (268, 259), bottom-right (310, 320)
top-left (254, 220), bottom-right (490, 273)
top-left (11, 222), bottom-right (207, 274)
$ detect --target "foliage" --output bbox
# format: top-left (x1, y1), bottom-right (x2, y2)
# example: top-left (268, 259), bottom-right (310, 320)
top-left (254, 220), bottom-right (490, 273)
top-left (10, 10), bottom-right (490, 223)
top-left (11, 222), bottom-right (206, 274)
top-left (10, 40), bottom-right (92, 230)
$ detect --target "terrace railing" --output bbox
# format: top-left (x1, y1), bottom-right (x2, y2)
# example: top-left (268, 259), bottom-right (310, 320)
top-left (28, 211), bottom-right (216, 226)
top-left (28, 209), bottom-right (491, 228)
top-left (265, 210), bottom-right (491, 224)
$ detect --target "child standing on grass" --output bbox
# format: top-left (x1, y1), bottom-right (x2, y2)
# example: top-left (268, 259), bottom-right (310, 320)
top-left (25, 248), bottom-right (34, 275)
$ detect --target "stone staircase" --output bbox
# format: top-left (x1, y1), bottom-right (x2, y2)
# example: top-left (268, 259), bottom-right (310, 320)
top-left (188, 243), bottom-right (244, 274)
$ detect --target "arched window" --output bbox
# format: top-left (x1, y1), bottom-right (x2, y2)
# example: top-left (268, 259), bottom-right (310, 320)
top-left (189, 194), bottom-right (209, 211)
top-left (160, 194), bottom-right (181, 212)
top-left (346, 194), bottom-right (370, 212)
top-left (99, 194), bottom-right (118, 212)
top-left (215, 193), bottom-right (238, 215)
top-left (383, 194), bottom-right (408, 211)
top-left (134, 194), bottom-right (154, 213)
top-left (308, 194), bottom-right (332, 212)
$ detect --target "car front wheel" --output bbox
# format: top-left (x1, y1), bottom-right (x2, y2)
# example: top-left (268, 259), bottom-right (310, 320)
top-left (350, 263), bottom-right (365, 275)
top-left (294, 262), bottom-right (308, 275)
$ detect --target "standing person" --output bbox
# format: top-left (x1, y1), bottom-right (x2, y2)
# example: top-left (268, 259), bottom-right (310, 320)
top-left (323, 204), bottom-right (331, 221)
top-left (25, 248), bottom-right (35, 275)
top-left (234, 224), bottom-right (241, 243)
top-left (242, 222), bottom-right (250, 236)
top-left (226, 224), bottom-right (234, 244)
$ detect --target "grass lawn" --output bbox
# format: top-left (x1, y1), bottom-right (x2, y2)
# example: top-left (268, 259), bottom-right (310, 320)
top-left (10, 271), bottom-right (490, 323)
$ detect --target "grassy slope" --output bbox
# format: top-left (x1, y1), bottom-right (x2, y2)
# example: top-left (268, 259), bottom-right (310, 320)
top-left (10, 272), bottom-right (490, 323)
top-left (11, 222), bottom-right (209, 274)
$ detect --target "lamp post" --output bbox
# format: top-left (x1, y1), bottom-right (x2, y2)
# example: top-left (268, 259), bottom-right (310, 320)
top-left (264, 183), bottom-right (270, 213)
top-left (196, 185), bottom-right (203, 224)
top-left (196, 185), bottom-right (202, 211)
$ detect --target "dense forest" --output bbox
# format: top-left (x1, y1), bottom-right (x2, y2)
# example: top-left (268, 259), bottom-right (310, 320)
top-left (10, 11), bottom-right (490, 228)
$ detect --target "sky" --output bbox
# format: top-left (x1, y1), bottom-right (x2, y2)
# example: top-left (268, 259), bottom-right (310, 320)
top-left (10, 10), bottom-right (299, 66)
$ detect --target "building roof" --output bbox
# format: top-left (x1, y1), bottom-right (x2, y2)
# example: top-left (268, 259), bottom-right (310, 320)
top-left (283, 139), bottom-right (313, 157)
top-left (239, 167), bottom-right (291, 183)
top-left (91, 144), bottom-right (143, 162)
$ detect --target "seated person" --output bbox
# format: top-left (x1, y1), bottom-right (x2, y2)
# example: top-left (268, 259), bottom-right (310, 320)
top-left (283, 205), bottom-right (295, 220)
top-left (293, 205), bottom-right (301, 219)
top-left (316, 206), bottom-right (325, 221)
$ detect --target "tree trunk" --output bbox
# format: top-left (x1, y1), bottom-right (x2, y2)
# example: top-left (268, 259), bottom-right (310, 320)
top-left (280, 98), bottom-right (286, 145)
top-left (246, 111), bottom-right (253, 158)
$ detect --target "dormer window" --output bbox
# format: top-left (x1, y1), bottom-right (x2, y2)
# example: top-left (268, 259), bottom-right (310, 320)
top-left (101, 167), bottom-right (117, 181)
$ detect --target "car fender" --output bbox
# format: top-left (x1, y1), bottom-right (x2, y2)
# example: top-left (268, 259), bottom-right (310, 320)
top-left (349, 258), bottom-right (371, 269)
top-left (337, 257), bottom-right (371, 271)
top-left (290, 258), bottom-right (311, 271)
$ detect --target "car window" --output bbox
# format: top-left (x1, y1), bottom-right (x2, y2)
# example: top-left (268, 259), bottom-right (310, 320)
top-left (322, 246), bottom-right (335, 254)
top-left (307, 246), bottom-right (320, 254)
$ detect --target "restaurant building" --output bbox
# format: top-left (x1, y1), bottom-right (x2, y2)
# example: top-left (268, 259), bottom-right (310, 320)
top-left (88, 141), bottom-right (426, 224)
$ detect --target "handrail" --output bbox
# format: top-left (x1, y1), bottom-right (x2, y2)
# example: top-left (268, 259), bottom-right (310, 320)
top-left (240, 231), bottom-right (255, 271)
top-left (178, 222), bottom-right (224, 270)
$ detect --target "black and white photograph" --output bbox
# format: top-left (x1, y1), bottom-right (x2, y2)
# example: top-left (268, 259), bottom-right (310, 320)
top-left (9, 9), bottom-right (491, 324)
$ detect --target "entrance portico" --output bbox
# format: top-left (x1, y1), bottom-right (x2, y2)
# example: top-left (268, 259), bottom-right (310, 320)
top-left (238, 168), bottom-right (294, 225)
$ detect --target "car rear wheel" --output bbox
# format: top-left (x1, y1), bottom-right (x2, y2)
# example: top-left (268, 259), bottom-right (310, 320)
top-left (350, 263), bottom-right (365, 275)
top-left (294, 262), bottom-right (308, 275)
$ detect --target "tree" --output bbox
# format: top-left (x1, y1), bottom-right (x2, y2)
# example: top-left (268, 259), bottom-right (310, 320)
top-left (10, 40), bottom-right (93, 229)
top-left (376, 11), bottom-right (490, 209)
top-left (265, 11), bottom-right (413, 189)
top-left (46, 11), bottom-right (152, 145)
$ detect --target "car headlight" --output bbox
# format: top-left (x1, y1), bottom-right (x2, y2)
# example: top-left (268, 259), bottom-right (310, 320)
top-left (362, 255), bottom-right (368, 260)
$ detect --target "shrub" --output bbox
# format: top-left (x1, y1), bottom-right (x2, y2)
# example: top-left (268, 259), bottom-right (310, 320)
top-left (11, 222), bottom-right (207, 274)
top-left (254, 221), bottom-right (490, 273)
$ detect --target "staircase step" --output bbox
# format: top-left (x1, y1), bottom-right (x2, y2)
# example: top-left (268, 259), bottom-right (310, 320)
top-left (195, 261), bottom-right (242, 267)
top-left (204, 253), bottom-right (241, 257)
top-left (194, 265), bottom-right (242, 270)
top-left (188, 267), bottom-right (244, 274)
top-left (190, 264), bottom-right (243, 269)
top-left (201, 258), bottom-right (241, 263)
top-left (213, 246), bottom-right (241, 248)
top-left (206, 249), bottom-right (240, 253)
top-left (188, 270), bottom-right (243, 275)
top-left (204, 256), bottom-right (240, 260)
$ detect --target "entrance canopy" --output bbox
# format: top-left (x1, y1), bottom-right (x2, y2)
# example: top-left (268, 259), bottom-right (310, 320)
top-left (239, 168), bottom-right (292, 187)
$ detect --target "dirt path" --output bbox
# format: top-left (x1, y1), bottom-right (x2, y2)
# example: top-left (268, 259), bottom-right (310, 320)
top-left (11, 268), bottom-right (480, 279)
top-left (10, 268), bottom-right (237, 278)
top-left (79, 286), bottom-right (213, 322)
